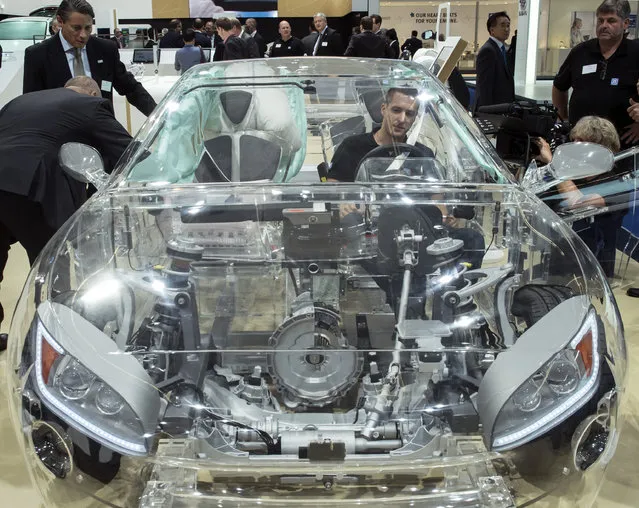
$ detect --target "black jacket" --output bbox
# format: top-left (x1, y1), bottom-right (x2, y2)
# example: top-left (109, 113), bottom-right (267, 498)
top-left (0, 88), bottom-right (132, 228)
top-left (401, 37), bottom-right (422, 56)
top-left (223, 35), bottom-right (250, 60)
top-left (23, 34), bottom-right (157, 116)
top-left (159, 30), bottom-right (184, 48)
top-left (474, 38), bottom-right (515, 112)
top-left (252, 32), bottom-right (267, 57)
top-left (344, 31), bottom-right (392, 58)
top-left (194, 31), bottom-right (211, 48)
top-left (311, 27), bottom-right (343, 56)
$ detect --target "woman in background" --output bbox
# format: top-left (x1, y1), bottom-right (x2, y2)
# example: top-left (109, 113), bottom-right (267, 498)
top-left (570, 18), bottom-right (584, 47)
top-left (386, 28), bottom-right (400, 59)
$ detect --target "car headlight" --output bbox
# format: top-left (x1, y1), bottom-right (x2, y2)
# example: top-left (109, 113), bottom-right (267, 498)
top-left (478, 296), bottom-right (602, 451)
top-left (492, 310), bottom-right (599, 449)
top-left (32, 302), bottom-right (161, 456)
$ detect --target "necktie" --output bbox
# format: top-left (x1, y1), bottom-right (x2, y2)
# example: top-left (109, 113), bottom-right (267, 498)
top-left (501, 45), bottom-right (508, 67)
top-left (313, 31), bottom-right (322, 56)
top-left (73, 48), bottom-right (85, 77)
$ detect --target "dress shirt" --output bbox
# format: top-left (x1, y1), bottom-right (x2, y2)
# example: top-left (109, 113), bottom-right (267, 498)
top-left (313, 28), bottom-right (327, 56)
top-left (59, 31), bottom-right (92, 78)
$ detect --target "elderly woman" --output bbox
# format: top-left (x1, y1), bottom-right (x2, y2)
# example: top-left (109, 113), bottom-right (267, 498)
top-left (535, 116), bottom-right (624, 278)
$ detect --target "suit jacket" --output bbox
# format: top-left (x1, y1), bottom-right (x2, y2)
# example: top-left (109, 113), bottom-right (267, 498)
top-left (401, 37), bottom-right (422, 56)
top-left (23, 35), bottom-right (157, 117)
top-left (252, 32), bottom-right (266, 57)
top-left (194, 31), bottom-right (211, 48)
top-left (301, 33), bottom-right (316, 55)
top-left (344, 31), bottom-right (392, 58)
top-left (474, 38), bottom-right (515, 112)
top-left (159, 30), bottom-right (184, 48)
top-left (311, 27), bottom-right (343, 56)
top-left (0, 88), bottom-right (132, 229)
top-left (110, 36), bottom-right (124, 49)
top-left (223, 35), bottom-right (249, 60)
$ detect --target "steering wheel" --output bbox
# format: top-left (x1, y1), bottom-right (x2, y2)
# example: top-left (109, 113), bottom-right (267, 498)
top-left (364, 143), bottom-right (432, 160)
top-left (356, 143), bottom-right (435, 181)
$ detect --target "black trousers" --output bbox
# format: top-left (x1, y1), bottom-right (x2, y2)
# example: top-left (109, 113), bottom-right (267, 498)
top-left (0, 190), bottom-right (57, 323)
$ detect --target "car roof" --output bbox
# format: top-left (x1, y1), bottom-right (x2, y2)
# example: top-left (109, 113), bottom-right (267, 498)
top-left (0, 16), bottom-right (52, 23)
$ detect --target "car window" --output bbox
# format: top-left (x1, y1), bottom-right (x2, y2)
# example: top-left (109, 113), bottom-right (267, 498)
top-left (120, 60), bottom-right (510, 186)
top-left (0, 20), bottom-right (48, 40)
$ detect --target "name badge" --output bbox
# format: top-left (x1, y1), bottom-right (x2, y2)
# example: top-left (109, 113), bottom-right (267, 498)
top-left (582, 64), bottom-right (597, 75)
top-left (275, 43), bottom-right (281, 48)
top-left (97, 59), bottom-right (104, 64)
top-left (611, 78), bottom-right (619, 86)
top-left (322, 41), bottom-right (328, 47)
top-left (101, 80), bottom-right (113, 92)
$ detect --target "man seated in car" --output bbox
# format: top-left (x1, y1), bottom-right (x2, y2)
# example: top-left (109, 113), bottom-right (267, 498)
top-left (327, 87), bottom-right (433, 182)
top-left (326, 86), bottom-right (485, 270)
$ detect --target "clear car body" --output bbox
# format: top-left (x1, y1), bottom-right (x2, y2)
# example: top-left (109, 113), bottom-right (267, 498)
top-left (6, 59), bottom-right (628, 507)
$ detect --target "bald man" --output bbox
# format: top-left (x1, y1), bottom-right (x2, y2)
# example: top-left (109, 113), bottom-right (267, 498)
top-left (0, 77), bottom-right (132, 335)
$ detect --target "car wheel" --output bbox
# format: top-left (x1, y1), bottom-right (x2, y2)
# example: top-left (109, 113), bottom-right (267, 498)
top-left (510, 284), bottom-right (574, 328)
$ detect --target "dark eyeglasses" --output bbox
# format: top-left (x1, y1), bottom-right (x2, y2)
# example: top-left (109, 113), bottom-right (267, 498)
top-left (599, 59), bottom-right (608, 80)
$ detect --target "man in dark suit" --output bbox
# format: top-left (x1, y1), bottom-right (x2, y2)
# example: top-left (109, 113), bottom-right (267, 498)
top-left (310, 12), bottom-right (343, 56)
top-left (474, 11), bottom-right (515, 112)
top-left (215, 17), bottom-right (250, 61)
top-left (401, 30), bottom-right (423, 57)
top-left (233, 18), bottom-right (259, 58)
top-left (159, 19), bottom-right (185, 49)
top-left (23, 0), bottom-right (157, 117)
top-left (0, 76), bottom-right (132, 336)
top-left (301, 24), bottom-right (317, 55)
top-left (193, 18), bottom-right (212, 48)
top-left (110, 28), bottom-right (125, 49)
top-left (344, 16), bottom-right (392, 58)
top-left (245, 18), bottom-right (266, 58)
top-left (370, 14), bottom-right (387, 38)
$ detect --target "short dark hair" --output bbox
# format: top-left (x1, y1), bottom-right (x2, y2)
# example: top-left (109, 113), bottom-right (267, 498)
top-left (487, 11), bottom-right (510, 33)
top-left (169, 19), bottom-right (181, 31)
top-left (596, 0), bottom-right (631, 19)
top-left (370, 14), bottom-right (382, 26)
top-left (411, 30), bottom-right (418, 36)
top-left (193, 18), bottom-right (203, 29)
top-left (360, 16), bottom-right (373, 31)
top-left (231, 18), bottom-right (242, 29)
top-left (216, 17), bottom-right (232, 31)
top-left (183, 28), bottom-right (196, 43)
top-left (57, 0), bottom-right (94, 22)
top-left (384, 87), bottom-right (418, 104)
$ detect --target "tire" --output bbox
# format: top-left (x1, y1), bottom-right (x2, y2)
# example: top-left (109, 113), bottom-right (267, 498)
top-left (510, 284), bottom-right (574, 328)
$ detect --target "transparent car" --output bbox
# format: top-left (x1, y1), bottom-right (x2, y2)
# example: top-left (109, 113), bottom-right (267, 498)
top-left (6, 59), bottom-right (629, 507)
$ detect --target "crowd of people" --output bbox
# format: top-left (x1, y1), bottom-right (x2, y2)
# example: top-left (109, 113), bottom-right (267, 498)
top-left (155, 12), bottom-right (421, 73)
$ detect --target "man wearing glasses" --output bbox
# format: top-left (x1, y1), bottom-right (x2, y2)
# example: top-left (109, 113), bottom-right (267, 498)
top-left (553, 0), bottom-right (639, 148)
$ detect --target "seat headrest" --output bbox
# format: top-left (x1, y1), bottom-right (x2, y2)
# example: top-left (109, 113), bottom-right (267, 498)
top-left (220, 90), bottom-right (253, 125)
top-left (360, 90), bottom-right (385, 124)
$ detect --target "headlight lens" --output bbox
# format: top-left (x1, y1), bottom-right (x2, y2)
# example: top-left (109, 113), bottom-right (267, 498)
top-left (34, 320), bottom-right (149, 455)
top-left (492, 309), bottom-right (600, 450)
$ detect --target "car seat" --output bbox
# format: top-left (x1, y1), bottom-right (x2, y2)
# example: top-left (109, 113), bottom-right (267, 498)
top-left (196, 85), bottom-right (306, 183)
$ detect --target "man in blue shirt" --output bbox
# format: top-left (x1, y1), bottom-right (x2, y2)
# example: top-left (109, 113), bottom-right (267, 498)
top-left (175, 28), bottom-right (207, 75)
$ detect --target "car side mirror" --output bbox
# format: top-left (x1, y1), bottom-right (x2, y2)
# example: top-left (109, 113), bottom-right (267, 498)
top-left (59, 142), bottom-right (109, 191)
top-left (550, 142), bottom-right (614, 180)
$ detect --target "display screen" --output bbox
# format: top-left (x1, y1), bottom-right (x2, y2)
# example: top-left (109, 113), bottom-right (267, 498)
top-left (132, 48), bottom-right (155, 64)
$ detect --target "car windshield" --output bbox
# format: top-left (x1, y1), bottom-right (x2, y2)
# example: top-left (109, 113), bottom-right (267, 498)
top-left (0, 19), bottom-right (48, 40)
top-left (120, 58), bottom-right (513, 186)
